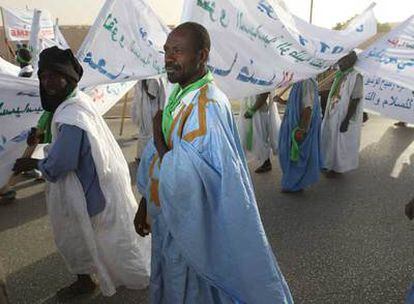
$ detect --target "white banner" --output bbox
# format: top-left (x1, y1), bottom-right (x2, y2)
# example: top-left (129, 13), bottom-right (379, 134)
top-left (363, 75), bottom-right (414, 123)
top-left (356, 15), bottom-right (414, 91)
top-left (1, 7), bottom-right (55, 41)
top-left (82, 80), bottom-right (136, 115)
top-left (28, 9), bottom-right (42, 72)
top-left (0, 56), bottom-right (20, 76)
top-left (0, 75), bottom-right (43, 188)
top-left (0, 73), bottom-right (136, 188)
top-left (181, 0), bottom-right (377, 99)
top-left (49, 22), bottom-right (70, 50)
top-left (77, 0), bottom-right (170, 88)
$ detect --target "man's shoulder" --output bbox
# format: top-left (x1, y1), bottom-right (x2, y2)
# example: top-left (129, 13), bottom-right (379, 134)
top-left (197, 83), bottom-right (231, 112)
top-left (55, 91), bottom-right (96, 124)
top-left (188, 83), bottom-right (232, 125)
top-left (180, 83), bottom-right (232, 145)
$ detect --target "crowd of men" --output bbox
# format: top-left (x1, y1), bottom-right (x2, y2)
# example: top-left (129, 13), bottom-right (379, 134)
top-left (0, 21), bottom-right (413, 303)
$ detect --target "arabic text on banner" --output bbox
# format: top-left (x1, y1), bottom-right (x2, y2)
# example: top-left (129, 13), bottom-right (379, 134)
top-left (77, 0), bottom-right (170, 87)
top-left (363, 76), bottom-right (414, 123)
top-left (181, 0), bottom-right (377, 99)
top-left (1, 7), bottom-right (55, 41)
top-left (356, 15), bottom-right (414, 92)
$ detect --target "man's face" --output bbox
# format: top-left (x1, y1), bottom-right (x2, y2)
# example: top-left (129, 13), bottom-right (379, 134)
top-left (337, 57), bottom-right (348, 72)
top-left (337, 53), bottom-right (356, 72)
top-left (39, 70), bottom-right (68, 96)
top-left (164, 30), bottom-right (201, 86)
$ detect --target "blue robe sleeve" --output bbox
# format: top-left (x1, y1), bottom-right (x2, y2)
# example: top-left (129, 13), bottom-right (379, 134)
top-left (38, 124), bottom-right (83, 183)
top-left (136, 139), bottom-right (157, 196)
top-left (158, 102), bottom-right (293, 304)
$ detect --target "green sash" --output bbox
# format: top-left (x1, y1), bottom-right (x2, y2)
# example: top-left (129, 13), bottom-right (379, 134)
top-left (162, 71), bottom-right (213, 141)
top-left (328, 68), bottom-right (353, 102)
top-left (36, 111), bottom-right (53, 144)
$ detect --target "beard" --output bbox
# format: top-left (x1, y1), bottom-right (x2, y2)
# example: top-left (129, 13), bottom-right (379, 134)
top-left (40, 81), bottom-right (77, 112)
top-left (165, 59), bottom-right (201, 85)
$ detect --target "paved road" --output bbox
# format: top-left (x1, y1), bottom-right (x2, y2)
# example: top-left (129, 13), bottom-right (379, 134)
top-left (1, 114), bottom-right (414, 303)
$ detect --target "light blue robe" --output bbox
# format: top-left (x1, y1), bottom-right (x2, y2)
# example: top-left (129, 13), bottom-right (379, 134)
top-left (137, 83), bottom-right (293, 304)
top-left (278, 79), bottom-right (323, 191)
top-left (406, 283), bottom-right (414, 304)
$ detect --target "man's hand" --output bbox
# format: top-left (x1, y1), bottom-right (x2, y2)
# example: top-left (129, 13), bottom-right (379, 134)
top-left (152, 110), bottom-right (163, 139)
top-left (27, 128), bottom-right (44, 146)
top-left (13, 158), bottom-right (39, 174)
top-left (134, 197), bottom-right (151, 237)
top-left (244, 109), bottom-right (254, 119)
top-left (405, 198), bottom-right (414, 220)
top-left (340, 119), bottom-right (349, 133)
top-left (152, 110), bottom-right (169, 159)
top-left (294, 128), bottom-right (306, 143)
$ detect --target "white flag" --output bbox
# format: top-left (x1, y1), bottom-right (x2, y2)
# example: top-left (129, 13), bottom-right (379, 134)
top-left (77, 0), bottom-right (170, 87)
top-left (28, 9), bottom-right (42, 72)
top-left (0, 56), bottom-right (20, 76)
top-left (363, 75), bottom-right (414, 123)
top-left (1, 7), bottom-right (54, 41)
top-left (42, 21), bottom-right (71, 50)
top-left (356, 15), bottom-right (414, 91)
top-left (181, 0), bottom-right (377, 99)
top-left (0, 75), bottom-right (42, 188)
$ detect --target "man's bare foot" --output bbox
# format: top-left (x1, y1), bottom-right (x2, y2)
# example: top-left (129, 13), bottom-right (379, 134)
top-left (394, 121), bottom-right (407, 127)
top-left (324, 170), bottom-right (342, 178)
top-left (281, 188), bottom-right (304, 194)
top-left (255, 159), bottom-right (272, 173)
top-left (56, 274), bottom-right (97, 301)
top-left (0, 190), bottom-right (16, 204)
top-left (363, 112), bottom-right (369, 123)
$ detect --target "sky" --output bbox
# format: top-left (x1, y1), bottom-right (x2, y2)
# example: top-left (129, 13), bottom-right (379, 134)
top-left (0, 0), bottom-right (412, 29)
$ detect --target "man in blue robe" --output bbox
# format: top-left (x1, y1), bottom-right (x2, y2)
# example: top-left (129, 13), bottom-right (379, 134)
top-left (135, 22), bottom-right (293, 303)
top-left (404, 198), bottom-right (414, 303)
top-left (275, 79), bottom-right (322, 192)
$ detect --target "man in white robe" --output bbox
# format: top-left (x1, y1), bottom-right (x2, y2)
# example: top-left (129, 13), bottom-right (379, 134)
top-left (321, 51), bottom-right (364, 177)
top-left (13, 46), bottom-right (150, 300)
top-left (131, 78), bottom-right (165, 163)
top-left (238, 92), bottom-right (281, 173)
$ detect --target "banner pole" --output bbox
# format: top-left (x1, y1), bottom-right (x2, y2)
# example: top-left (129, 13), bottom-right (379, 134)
top-left (119, 93), bottom-right (129, 136)
top-left (309, 0), bottom-right (314, 24)
top-left (318, 72), bottom-right (336, 89)
top-left (0, 7), bottom-right (14, 61)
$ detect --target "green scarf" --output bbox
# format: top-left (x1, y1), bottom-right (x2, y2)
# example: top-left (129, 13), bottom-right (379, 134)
top-left (36, 90), bottom-right (77, 144)
top-left (246, 119), bottom-right (253, 151)
top-left (290, 127), bottom-right (300, 162)
top-left (36, 111), bottom-right (53, 144)
top-left (162, 71), bottom-right (213, 141)
top-left (245, 106), bottom-right (257, 151)
top-left (328, 67), bottom-right (353, 102)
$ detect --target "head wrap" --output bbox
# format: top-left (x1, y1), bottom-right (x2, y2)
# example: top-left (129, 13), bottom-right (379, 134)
top-left (38, 46), bottom-right (83, 82)
top-left (16, 47), bottom-right (32, 65)
top-left (337, 51), bottom-right (357, 72)
top-left (37, 47), bottom-right (83, 112)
